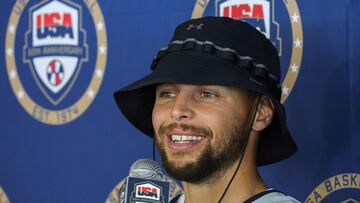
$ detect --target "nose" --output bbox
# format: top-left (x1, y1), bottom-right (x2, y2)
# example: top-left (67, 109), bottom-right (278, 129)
top-left (170, 93), bottom-right (194, 122)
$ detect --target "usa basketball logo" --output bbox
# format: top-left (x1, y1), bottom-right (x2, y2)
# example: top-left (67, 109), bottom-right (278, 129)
top-left (5, 0), bottom-right (107, 125)
top-left (192, 0), bottom-right (303, 103)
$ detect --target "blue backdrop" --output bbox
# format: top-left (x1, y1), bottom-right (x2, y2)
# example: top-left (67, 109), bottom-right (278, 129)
top-left (0, 0), bottom-right (359, 202)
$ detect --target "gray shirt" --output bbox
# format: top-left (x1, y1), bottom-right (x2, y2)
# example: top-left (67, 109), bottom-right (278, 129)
top-left (171, 189), bottom-right (300, 203)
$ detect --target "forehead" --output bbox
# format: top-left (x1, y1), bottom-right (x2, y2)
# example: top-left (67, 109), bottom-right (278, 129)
top-left (156, 83), bottom-right (235, 89)
top-left (155, 83), bottom-right (248, 95)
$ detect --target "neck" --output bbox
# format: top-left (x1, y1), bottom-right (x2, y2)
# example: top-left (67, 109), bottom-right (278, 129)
top-left (181, 162), bottom-right (266, 203)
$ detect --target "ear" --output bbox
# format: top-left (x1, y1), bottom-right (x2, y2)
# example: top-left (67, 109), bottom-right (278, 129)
top-left (252, 96), bottom-right (274, 132)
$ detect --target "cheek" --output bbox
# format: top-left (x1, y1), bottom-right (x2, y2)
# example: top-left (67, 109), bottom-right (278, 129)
top-left (200, 108), bottom-right (245, 141)
top-left (152, 105), bottom-right (169, 133)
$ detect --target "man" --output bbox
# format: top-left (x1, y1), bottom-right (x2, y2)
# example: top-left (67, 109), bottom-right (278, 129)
top-left (114, 17), bottom-right (299, 202)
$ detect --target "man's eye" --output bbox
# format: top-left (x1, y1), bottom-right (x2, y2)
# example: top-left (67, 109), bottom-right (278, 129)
top-left (199, 91), bottom-right (217, 98)
top-left (159, 91), bottom-right (176, 98)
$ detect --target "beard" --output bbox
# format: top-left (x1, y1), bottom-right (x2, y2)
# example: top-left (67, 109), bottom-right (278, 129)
top-left (155, 117), bottom-right (252, 185)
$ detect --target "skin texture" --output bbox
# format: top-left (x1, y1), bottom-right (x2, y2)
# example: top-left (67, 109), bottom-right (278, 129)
top-left (152, 84), bottom-right (274, 203)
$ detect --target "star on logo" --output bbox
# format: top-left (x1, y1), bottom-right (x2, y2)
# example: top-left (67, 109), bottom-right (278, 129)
top-left (294, 38), bottom-right (302, 48)
top-left (282, 86), bottom-right (289, 95)
top-left (291, 13), bottom-right (300, 23)
top-left (6, 48), bottom-right (13, 56)
top-left (99, 45), bottom-right (106, 54)
top-left (8, 24), bottom-right (16, 33)
top-left (290, 63), bottom-right (299, 73)
top-left (87, 89), bottom-right (95, 98)
top-left (9, 70), bottom-right (17, 79)
top-left (95, 68), bottom-right (103, 78)
top-left (96, 21), bottom-right (104, 31)
top-left (17, 90), bottom-right (24, 99)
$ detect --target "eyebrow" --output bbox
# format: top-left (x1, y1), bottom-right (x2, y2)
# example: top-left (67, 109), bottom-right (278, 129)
top-left (156, 84), bottom-right (176, 89)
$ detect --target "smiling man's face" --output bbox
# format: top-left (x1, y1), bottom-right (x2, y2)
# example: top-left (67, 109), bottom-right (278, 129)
top-left (152, 84), bottom-right (255, 184)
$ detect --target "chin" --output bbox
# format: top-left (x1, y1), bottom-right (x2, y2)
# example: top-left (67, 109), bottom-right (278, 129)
top-left (166, 150), bottom-right (202, 164)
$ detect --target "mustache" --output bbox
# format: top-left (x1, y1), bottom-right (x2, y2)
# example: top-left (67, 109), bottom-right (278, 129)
top-left (158, 123), bottom-right (213, 137)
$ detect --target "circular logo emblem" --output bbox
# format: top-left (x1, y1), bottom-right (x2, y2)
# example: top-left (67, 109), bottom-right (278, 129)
top-left (5, 0), bottom-right (107, 125)
top-left (192, 0), bottom-right (303, 103)
top-left (305, 173), bottom-right (360, 202)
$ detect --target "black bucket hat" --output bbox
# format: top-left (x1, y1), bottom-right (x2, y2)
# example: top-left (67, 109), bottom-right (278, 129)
top-left (114, 16), bottom-right (297, 166)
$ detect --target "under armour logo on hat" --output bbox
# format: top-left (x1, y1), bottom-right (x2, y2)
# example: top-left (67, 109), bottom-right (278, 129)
top-left (187, 23), bottom-right (204, 30)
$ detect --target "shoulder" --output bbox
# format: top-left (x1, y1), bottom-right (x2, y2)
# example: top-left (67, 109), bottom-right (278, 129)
top-left (170, 189), bottom-right (299, 203)
top-left (170, 193), bottom-right (185, 203)
top-left (245, 189), bottom-right (300, 203)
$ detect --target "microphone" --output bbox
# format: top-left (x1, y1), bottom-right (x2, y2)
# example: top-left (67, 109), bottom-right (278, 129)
top-left (119, 159), bottom-right (183, 203)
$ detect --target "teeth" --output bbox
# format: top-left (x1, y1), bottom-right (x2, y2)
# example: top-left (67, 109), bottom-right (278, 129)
top-left (171, 134), bottom-right (203, 143)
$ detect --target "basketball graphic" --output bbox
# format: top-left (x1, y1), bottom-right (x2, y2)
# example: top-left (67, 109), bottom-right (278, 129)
top-left (47, 60), bottom-right (65, 87)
